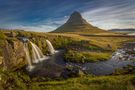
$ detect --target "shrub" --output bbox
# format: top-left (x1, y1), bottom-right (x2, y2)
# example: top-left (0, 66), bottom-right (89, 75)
top-left (0, 31), bottom-right (6, 39)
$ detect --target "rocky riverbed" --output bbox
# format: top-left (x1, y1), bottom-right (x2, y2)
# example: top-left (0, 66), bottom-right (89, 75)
top-left (76, 42), bottom-right (135, 75)
top-left (28, 42), bottom-right (135, 77)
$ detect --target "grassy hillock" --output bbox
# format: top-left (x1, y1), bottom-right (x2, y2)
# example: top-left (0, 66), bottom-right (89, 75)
top-left (65, 50), bottom-right (111, 63)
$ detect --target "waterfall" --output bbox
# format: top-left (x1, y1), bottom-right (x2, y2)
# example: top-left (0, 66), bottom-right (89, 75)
top-left (46, 40), bottom-right (56, 54)
top-left (22, 39), bottom-right (56, 71)
top-left (30, 41), bottom-right (45, 62)
top-left (30, 42), bottom-right (41, 60)
top-left (34, 44), bottom-right (44, 58)
top-left (32, 45), bottom-right (39, 63)
top-left (23, 43), bottom-right (34, 71)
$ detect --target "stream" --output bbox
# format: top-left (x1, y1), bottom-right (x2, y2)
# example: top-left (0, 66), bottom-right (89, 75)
top-left (29, 42), bottom-right (135, 77)
top-left (69, 42), bottom-right (135, 75)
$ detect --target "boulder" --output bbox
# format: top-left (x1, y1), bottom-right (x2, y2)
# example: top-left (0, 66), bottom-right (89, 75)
top-left (2, 40), bottom-right (26, 71)
top-left (61, 65), bottom-right (84, 78)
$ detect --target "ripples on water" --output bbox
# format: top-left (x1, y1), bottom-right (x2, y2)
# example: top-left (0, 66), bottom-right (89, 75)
top-left (28, 42), bottom-right (135, 76)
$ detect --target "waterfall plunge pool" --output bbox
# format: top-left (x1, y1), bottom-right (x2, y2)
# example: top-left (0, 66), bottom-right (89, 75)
top-left (28, 42), bottom-right (135, 77)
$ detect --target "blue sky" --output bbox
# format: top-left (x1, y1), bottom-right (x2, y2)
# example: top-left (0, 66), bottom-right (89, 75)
top-left (0, 0), bottom-right (135, 32)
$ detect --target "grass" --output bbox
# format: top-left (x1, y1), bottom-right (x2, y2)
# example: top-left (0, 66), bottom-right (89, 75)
top-left (1, 69), bottom-right (135, 90)
top-left (0, 31), bottom-right (6, 39)
top-left (1, 30), bottom-right (135, 69)
top-left (65, 50), bottom-right (111, 63)
top-left (47, 33), bottom-right (135, 51)
top-left (1, 30), bottom-right (135, 90)
top-left (2, 30), bottom-right (135, 51)
top-left (38, 75), bottom-right (135, 90)
top-left (0, 31), bottom-right (6, 56)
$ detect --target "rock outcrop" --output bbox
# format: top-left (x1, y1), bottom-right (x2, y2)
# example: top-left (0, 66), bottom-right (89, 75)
top-left (2, 39), bottom-right (26, 71)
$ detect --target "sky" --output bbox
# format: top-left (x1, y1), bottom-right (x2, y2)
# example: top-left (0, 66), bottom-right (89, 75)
top-left (0, 0), bottom-right (135, 32)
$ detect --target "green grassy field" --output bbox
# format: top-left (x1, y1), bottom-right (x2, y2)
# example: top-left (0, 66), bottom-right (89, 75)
top-left (65, 50), bottom-right (111, 63)
top-left (1, 30), bottom-right (135, 90)
top-left (1, 70), bottom-right (135, 90)
top-left (33, 75), bottom-right (135, 90)
top-left (1, 30), bottom-right (135, 64)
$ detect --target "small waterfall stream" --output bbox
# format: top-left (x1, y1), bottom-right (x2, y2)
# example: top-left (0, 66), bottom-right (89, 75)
top-left (80, 48), bottom-right (135, 75)
top-left (22, 39), bottom-right (135, 76)
top-left (23, 43), bottom-right (34, 71)
top-left (46, 40), bottom-right (56, 54)
top-left (32, 45), bottom-right (39, 63)
top-left (22, 39), bottom-right (57, 71)
top-left (30, 42), bottom-right (41, 62)
top-left (30, 41), bottom-right (46, 63)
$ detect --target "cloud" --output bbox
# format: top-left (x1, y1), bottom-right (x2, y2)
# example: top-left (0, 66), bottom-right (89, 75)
top-left (7, 17), bottom-right (68, 32)
top-left (0, 0), bottom-right (135, 31)
top-left (82, 1), bottom-right (135, 29)
top-left (15, 25), bottom-right (57, 32)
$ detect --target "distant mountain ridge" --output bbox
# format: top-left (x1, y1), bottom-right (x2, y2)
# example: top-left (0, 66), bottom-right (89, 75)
top-left (110, 29), bottom-right (135, 32)
top-left (52, 11), bottom-right (106, 33)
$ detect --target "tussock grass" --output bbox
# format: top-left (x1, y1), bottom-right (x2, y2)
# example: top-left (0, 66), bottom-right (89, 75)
top-left (65, 50), bottom-right (111, 63)
top-left (31, 75), bottom-right (135, 90)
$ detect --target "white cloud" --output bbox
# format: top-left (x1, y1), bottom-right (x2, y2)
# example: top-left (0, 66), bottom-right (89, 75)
top-left (9, 17), bottom-right (68, 32)
top-left (15, 25), bottom-right (57, 32)
top-left (0, 0), bottom-right (135, 32)
top-left (82, 3), bottom-right (135, 30)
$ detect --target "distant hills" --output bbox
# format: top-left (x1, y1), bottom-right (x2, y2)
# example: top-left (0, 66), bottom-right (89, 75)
top-left (110, 29), bottom-right (135, 33)
top-left (52, 11), bottom-right (106, 33)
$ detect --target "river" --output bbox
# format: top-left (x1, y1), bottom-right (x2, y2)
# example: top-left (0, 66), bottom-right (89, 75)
top-left (29, 42), bottom-right (135, 77)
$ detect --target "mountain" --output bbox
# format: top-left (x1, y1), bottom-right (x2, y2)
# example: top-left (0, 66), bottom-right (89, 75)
top-left (52, 11), bottom-right (106, 33)
top-left (110, 29), bottom-right (135, 33)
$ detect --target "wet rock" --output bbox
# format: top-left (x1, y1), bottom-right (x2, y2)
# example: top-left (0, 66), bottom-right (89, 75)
top-left (29, 62), bottom-right (63, 78)
top-left (61, 65), bottom-right (84, 78)
top-left (111, 48), bottom-right (135, 61)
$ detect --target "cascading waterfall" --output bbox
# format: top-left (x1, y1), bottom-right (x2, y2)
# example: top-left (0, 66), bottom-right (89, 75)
top-left (34, 44), bottom-right (45, 58)
top-left (22, 39), bottom-right (57, 71)
top-left (46, 40), bottom-right (56, 54)
top-left (23, 39), bottom-right (48, 71)
top-left (30, 42), bottom-right (41, 60)
top-left (34, 43), bottom-right (46, 61)
top-left (30, 41), bottom-right (46, 63)
top-left (32, 45), bottom-right (39, 63)
top-left (23, 43), bottom-right (34, 71)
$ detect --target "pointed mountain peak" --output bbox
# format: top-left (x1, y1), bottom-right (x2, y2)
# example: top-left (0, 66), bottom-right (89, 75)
top-left (52, 11), bottom-right (105, 33)
top-left (70, 11), bottom-right (82, 18)
top-left (66, 11), bottom-right (87, 25)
